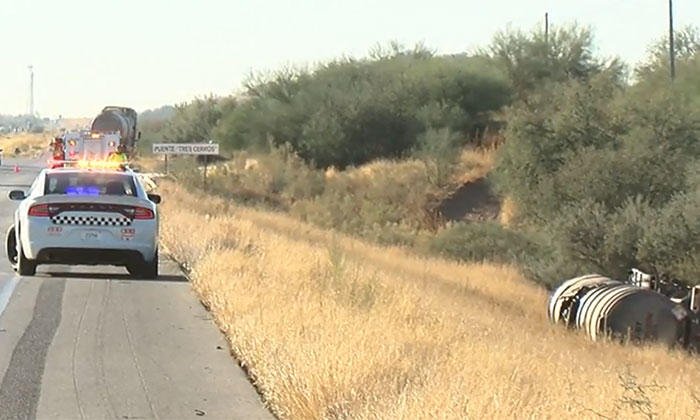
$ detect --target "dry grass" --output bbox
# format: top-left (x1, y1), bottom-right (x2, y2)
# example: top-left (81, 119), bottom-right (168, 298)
top-left (454, 147), bottom-right (496, 185)
top-left (204, 144), bottom-right (495, 191)
top-left (157, 181), bottom-right (700, 420)
top-left (499, 196), bottom-right (517, 227)
top-left (134, 156), bottom-right (164, 173)
top-left (0, 132), bottom-right (52, 158)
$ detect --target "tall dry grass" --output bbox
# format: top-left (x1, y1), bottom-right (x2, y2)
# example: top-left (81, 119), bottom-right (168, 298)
top-left (166, 145), bottom-right (500, 247)
top-left (454, 147), bottom-right (495, 185)
top-left (156, 180), bottom-right (700, 420)
top-left (499, 196), bottom-right (517, 227)
top-left (0, 132), bottom-right (51, 157)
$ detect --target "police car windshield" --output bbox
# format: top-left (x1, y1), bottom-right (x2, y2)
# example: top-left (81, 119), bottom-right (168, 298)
top-left (44, 172), bottom-right (137, 197)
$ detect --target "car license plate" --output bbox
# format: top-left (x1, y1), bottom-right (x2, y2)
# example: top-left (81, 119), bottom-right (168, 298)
top-left (82, 231), bottom-right (101, 240)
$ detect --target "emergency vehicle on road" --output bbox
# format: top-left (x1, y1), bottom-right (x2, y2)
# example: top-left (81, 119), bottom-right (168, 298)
top-left (5, 160), bottom-right (161, 278)
top-left (49, 130), bottom-right (122, 168)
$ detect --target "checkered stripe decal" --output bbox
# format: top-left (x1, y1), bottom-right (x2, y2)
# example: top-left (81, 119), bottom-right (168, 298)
top-left (51, 215), bottom-right (132, 226)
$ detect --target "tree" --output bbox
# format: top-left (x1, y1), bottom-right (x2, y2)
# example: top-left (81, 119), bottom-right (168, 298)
top-left (214, 48), bottom-right (512, 169)
top-left (163, 95), bottom-right (236, 144)
top-left (480, 22), bottom-right (626, 101)
top-left (636, 25), bottom-right (700, 78)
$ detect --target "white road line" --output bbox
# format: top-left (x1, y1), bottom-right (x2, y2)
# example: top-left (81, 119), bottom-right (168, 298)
top-left (0, 276), bottom-right (19, 320)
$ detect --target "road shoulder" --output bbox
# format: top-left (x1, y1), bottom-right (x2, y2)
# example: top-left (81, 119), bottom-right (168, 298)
top-left (35, 258), bottom-right (275, 419)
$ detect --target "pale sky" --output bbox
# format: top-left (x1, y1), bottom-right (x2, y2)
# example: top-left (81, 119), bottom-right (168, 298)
top-left (0, 0), bottom-right (697, 118)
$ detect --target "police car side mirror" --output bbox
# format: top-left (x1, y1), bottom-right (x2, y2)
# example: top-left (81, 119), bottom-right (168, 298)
top-left (147, 194), bottom-right (161, 204)
top-left (8, 190), bottom-right (25, 200)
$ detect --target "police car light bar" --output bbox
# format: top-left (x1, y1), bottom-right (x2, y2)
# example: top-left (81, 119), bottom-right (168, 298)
top-left (47, 158), bottom-right (129, 171)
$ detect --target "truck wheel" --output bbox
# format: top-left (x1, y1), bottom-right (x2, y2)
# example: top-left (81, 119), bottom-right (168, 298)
top-left (17, 236), bottom-right (37, 276)
top-left (5, 226), bottom-right (17, 269)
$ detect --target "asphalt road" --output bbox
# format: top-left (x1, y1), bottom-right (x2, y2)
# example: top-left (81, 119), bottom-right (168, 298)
top-left (0, 154), bottom-right (273, 420)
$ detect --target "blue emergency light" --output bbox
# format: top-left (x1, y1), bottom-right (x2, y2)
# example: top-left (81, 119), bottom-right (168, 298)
top-left (65, 186), bottom-right (100, 196)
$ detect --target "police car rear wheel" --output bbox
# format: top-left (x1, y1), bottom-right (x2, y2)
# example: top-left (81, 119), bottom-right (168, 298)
top-left (16, 235), bottom-right (37, 276)
top-left (126, 264), bottom-right (139, 277)
top-left (5, 226), bottom-right (17, 268)
top-left (141, 255), bottom-right (159, 279)
top-left (126, 250), bottom-right (159, 279)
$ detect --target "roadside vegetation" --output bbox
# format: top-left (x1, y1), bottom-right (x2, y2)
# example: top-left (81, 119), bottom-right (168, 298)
top-left (0, 132), bottom-right (52, 158)
top-left (141, 22), bottom-right (700, 287)
top-left (158, 181), bottom-right (700, 420)
top-left (138, 20), bottom-right (700, 419)
top-left (0, 117), bottom-right (101, 160)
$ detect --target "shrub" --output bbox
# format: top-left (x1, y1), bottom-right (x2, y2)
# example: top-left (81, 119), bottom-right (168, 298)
top-left (214, 47), bottom-right (512, 169)
top-left (289, 158), bottom-right (438, 245)
top-left (482, 22), bottom-right (626, 101)
top-left (427, 222), bottom-right (540, 266)
top-left (492, 72), bottom-right (629, 221)
top-left (636, 188), bottom-right (700, 282)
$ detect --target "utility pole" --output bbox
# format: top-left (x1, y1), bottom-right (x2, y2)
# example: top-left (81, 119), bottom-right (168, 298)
top-left (545, 12), bottom-right (549, 45)
top-left (669, 0), bottom-right (676, 81)
top-left (27, 65), bottom-right (34, 116)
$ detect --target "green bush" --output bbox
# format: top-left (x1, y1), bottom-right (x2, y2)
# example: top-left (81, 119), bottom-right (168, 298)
top-left (288, 158), bottom-right (438, 245)
top-left (214, 47), bottom-right (512, 169)
top-left (492, 25), bottom-right (700, 284)
top-left (636, 187), bottom-right (700, 282)
top-left (481, 22), bottom-right (626, 101)
top-left (427, 222), bottom-right (541, 266)
top-left (492, 72), bottom-right (630, 221)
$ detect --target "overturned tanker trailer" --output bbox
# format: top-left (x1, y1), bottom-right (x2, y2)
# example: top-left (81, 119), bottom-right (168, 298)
top-left (547, 269), bottom-right (700, 351)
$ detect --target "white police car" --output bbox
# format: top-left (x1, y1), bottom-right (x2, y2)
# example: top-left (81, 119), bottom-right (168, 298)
top-left (4, 162), bottom-right (161, 278)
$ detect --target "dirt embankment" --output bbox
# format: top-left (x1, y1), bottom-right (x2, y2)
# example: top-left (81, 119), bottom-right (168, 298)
top-left (436, 177), bottom-right (501, 222)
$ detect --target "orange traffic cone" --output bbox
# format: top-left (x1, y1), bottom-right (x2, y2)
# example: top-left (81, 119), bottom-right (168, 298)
top-left (14, 165), bottom-right (19, 173)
